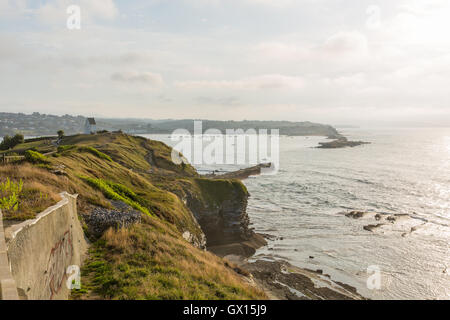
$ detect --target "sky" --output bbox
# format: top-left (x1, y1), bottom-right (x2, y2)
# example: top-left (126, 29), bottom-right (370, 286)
top-left (0, 0), bottom-right (449, 126)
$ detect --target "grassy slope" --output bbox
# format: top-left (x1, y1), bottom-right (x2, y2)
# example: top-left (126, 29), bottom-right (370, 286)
top-left (0, 132), bottom-right (265, 300)
top-left (78, 216), bottom-right (264, 300)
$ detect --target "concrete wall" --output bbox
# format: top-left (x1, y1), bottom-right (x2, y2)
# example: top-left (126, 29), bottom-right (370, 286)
top-left (0, 210), bottom-right (19, 300)
top-left (6, 192), bottom-right (87, 300)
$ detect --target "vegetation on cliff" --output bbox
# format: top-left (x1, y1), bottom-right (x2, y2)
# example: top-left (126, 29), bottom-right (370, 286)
top-left (0, 165), bottom-right (62, 220)
top-left (0, 132), bottom-right (266, 300)
top-left (75, 215), bottom-right (264, 300)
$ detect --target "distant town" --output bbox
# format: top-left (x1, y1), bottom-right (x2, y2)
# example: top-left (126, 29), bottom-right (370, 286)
top-left (0, 112), bottom-right (152, 137)
top-left (0, 112), bottom-right (340, 137)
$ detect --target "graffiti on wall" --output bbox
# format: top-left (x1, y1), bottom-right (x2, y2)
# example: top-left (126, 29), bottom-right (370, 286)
top-left (43, 230), bottom-right (73, 299)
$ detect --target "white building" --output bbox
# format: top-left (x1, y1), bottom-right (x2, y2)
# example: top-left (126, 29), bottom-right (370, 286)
top-left (84, 118), bottom-right (97, 134)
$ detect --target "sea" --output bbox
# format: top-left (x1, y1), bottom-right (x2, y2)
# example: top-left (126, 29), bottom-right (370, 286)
top-left (143, 127), bottom-right (450, 300)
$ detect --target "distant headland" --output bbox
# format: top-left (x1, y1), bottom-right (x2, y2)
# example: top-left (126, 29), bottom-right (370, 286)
top-left (0, 112), bottom-right (370, 149)
top-left (0, 112), bottom-right (339, 137)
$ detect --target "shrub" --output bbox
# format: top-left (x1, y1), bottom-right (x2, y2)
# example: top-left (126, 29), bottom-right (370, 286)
top-left (0, 134), bottom-right (24, 150)
top-left (0, 136), bottom-right (12, 150)
top-left (57, 145), bottom-right (76, 153)
top-left (80, 176), bottom-right (149, 215)
top-left (24, 150), bottom-right (49, 164)
top-left (12, 133), bottom-right (24, 146)
top-left (0, 178), bottom-right (23, 212)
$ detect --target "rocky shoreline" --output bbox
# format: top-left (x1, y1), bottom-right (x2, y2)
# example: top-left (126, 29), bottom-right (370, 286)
top-left (241, 259), bottom-right (364, 300)
top-left (204, 163), bottom-right (273, 180)
top-left (207, 165), bottom-right (364, 300)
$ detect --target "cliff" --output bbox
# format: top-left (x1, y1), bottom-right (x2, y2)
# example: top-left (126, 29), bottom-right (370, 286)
top-left (0, 132), bottom-right (266, 299)
top-left (173, 178), bottom-right (266, 257)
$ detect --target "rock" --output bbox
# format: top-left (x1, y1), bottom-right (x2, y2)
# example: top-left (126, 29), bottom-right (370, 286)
top-left (386, 216), bottom-right (396, 223)
top-left (51, 164), bottom-right (67, 176)
top-left (318, 137), bottom-right (370, 149)
top-left (260, 233), bottom-right (278, 241)
top-left (51, 169), bottom-right (67, 176)
top-left (345, 211), bottom-right (367, 219)
top-left (205, 163), bottom-right (272, 180)
top-left (242, 260), bottom-right (365, 300)
top-left (363, 224), bottom-right (384, 232)
top-left (179, 179), bottom-right (267, 257)
top-left (83, 201), bottom-right (142, 237)
top-left (208, 233), bottom-right (267, 257)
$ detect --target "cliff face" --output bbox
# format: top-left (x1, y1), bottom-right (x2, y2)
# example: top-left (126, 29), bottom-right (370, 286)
top-left (1, 132), bottom-right (267, 299)
top-left (174, 178), bottom-right (266, 257)
top-left (180, 179), bottom-right (251, 245)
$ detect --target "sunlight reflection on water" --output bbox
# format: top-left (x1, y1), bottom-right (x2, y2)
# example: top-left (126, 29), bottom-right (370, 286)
top-left (142, 128), bottom-right (450, 300)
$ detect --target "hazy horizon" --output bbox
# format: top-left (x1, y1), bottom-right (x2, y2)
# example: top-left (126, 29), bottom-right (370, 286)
top-left (1, 0), bottom-right (450, 126)
top-left (3, 110), bottom-right (450, 129)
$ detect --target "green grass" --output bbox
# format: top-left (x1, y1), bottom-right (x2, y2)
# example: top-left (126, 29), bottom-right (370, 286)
top-left (73, 216), bottom-right (266, 300)
top-left (24, 150), bottom-right (50, 164)
top-left (0, 137), bottom-right (55, 155)
top-left (78, 146), bottom-right (113, 162)
top-left (190, 178), bottom-right (248, 208)
top-left (80, 176), bottom-right (150, 215)
top-left (57, 145), bottom-right (76, 153)
top-left (0, 165), bottom-right (64, 220)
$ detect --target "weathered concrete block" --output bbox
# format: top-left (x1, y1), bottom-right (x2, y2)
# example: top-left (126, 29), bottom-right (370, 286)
top-left (1, 279), bottom-right (19, 300)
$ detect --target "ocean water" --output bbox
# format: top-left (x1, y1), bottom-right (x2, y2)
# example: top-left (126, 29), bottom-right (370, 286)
top-left (147, 128), bottom-right (450, 300)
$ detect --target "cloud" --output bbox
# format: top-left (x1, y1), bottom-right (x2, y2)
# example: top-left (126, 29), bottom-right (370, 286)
top-left (195, 96), bottom-right (240, 106)
top-left (83, 0), bottom-right (118, 20)
top-left (176, 74), bottom-right (305, 90)
top-left (252, 31), bottom-right (370, 70)
top-left (0, 35), bottom-right (24, 60)
top-left (62, 52), bottom-right (153, 68)
top-left (244, 0), bottom-right (294, 7)
top-left (111, 71), bottom-right (164, 87)
top-left (182, 0), bottom-right (294, 8)
top-left (321, 31), bottom-right (369, 56)
top-left (0, 0), bottom-right (29, 18)
top-left (36, 0), bottom-right (119, 25)
top-left (2, 0), bottom-right (450, 125)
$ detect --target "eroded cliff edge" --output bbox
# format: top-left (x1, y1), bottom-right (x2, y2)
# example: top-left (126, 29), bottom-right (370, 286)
top-left (0, 132), bottom-right (267, 299)
top-left (174, 178), bottom-right (267, 257)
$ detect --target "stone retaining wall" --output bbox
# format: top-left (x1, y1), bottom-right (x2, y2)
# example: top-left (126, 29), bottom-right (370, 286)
top-left (5, 192), bottom-right (87, 300)
top-left (0, 210), bottom-right (19, 300)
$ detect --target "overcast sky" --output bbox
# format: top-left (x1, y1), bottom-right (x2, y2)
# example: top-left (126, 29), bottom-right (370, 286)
top-left (0, 0), bottom-right (449, 125)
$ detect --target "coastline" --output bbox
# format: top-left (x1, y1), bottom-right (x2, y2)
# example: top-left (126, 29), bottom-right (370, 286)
top-left (207, 164), bottom-right (365, 300)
